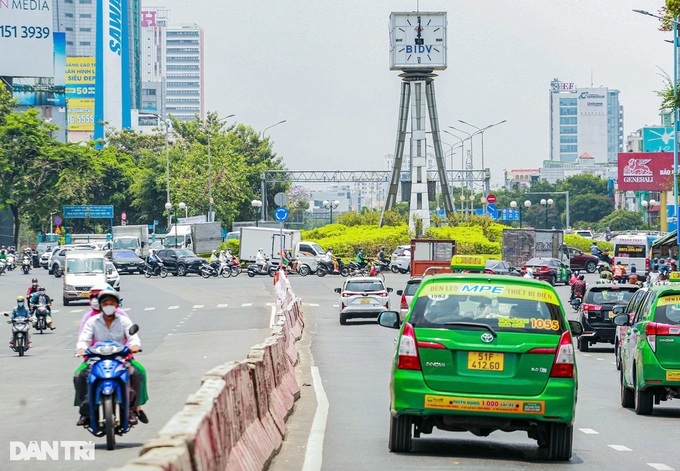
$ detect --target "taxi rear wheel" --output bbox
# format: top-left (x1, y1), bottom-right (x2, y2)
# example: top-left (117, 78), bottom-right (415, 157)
top-left (388, 414), bottom-right (412, 452)
top-left (546, 423), bottom-right (573, 461)
top-left (634, 374), bottom-right (653, 415)
top-left (620, 369), bottom-right (634, 408)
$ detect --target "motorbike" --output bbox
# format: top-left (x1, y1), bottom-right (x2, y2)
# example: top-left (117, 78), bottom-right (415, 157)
top-left (227, 258), bottom-right (242, 277)
top-left (33, 303), bottom-right (50, 334)
top-left (316, 258), bottom-right (350, 277)
top-left (597, 260), bottom-right (612, 274)
top-left (78, 324), bottom-right (141, 450)
top-left (0, 261), bottom-right (6, 275)
top-left (247, 260), bottom-right (277, 277)
top-left (570, 297), bottom-right (582, 312)
top-left (6, 254), bottom-right (15, 271)
top-left (21, 256), bottom-right (31, 274)
top-left (143, 261), bottom-right (168, 278)
top-left (201, 261), bottom-right (231, 278)
top-left (4, 313), bottom-right (30, 357)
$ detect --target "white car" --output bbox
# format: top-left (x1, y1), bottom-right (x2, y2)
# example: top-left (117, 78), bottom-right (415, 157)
top-left (106, 261), bottom-right (121, 291)
top-left (390, 245), bottom-right (411, 273)
top-left (334, 277), bottom-right (393, 325)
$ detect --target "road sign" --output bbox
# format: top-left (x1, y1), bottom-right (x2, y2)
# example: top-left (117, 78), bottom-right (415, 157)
top-left (486, 194), bottom-right (497, 204)
top-left (274, 192), bottom-right (289, 206)
top-left (486, 203), bottom-right (498, 220)
top-left (273, 207), bottom-right (290, 222)
top-left (121, 211), bottom-right (127, 221)
top-left (63, 205), bottom-right (114, 219)
top-left (53, 216), bottom-right (62, 226)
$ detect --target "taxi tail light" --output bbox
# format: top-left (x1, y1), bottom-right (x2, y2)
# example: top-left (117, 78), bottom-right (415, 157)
top-left (483, 269), bottom-right (494, 274)
top-left (396, 322), bottom-right (421, 371)
top-left (400, 294), bottom-right (408, 311)
top-left (341, 292), bottom-right (354, 297)
top-left (582, 303), bottom-right (602, 312)
top-left (550, 331), bottom-right (575, 378)
top-left (646, 322), bottom-right (680, 352)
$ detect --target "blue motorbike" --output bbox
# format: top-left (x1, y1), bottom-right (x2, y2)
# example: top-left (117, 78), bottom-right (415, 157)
top-left (79, 325), bottom-right (140, 450)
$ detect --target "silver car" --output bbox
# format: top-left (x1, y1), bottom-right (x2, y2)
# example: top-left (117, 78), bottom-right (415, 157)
top-left (106, 261), bottom-right (121, 291)
top-left (396, 277), bottom-right (422, 316)
top-left (334, 277), bottom-right (393, 325)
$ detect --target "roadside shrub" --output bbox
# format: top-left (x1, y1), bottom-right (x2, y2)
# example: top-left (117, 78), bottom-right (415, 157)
top-left (564, 234), bottom-right (612, 253)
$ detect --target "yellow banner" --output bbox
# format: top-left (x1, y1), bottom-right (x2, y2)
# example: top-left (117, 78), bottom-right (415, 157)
top-left (418, 283), bottom-right (559, 305)
top-left (669, 272), bottom-right (680, 282)
top-left (657, 295), bottom-right (680, 306)
top-left (666, 371), bottom-right (680, 381)
top-left (425, 395), bottom-right (545, 414)
top-left (450, 255), bottom-right (486, 270)
top-left (67, 98), bottom-right (95, 132)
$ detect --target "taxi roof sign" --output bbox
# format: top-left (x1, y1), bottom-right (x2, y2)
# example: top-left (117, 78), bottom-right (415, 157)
top-left (669, 271), bottom-right (680, 282)
top-left (450, 255), bottom-right (486, 272)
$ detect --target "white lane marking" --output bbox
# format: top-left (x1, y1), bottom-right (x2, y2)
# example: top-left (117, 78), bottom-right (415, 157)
top-left (307, 303), bottom-right (320, 307)
top-left (69, 309), bottom-right (84, 313)
top-left (51, 310), bottom-right (60, 313)
top-left (217, 303), bottom-right (228, 308)
top-left (242, 303), bottom-right (253, 307)
top-left (582, 353), bottom-right (592, 357)
top-left (122, 308), bottom-right (131, 312)
top-left (611, 362), bottom-right (616, 365)
top-left (266, 302), bottom-right (276, 306)
top-left (302, 366), bottom-right (329, 471)
top-left (608, 445), bottom-right (632, 451)
top-left (269, 306), bottom-right (276, 329)
top-left (168, 306), bottom-right (179, 310)
top-left (332, 304), bottom-right (338, 307)
top-left (193, 304), bottom-right (204, 309)
top-left (144, 307), bottom-right (155, 311)
top-left (647, 464), bottom-right (675, 471)
top-left (179, 321), bottom-right (185, 325)
top-left (579, 428), bottom-right (599, 434)
top-left (596, 358), bottom-right (605, 361)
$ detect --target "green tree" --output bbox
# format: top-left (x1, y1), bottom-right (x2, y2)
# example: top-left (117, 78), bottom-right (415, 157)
top-left (594, 210), bottom-right (645, 232)
top-left (557, 174), bottom-right (608, 197)
top-left (569, 194), bottom-right (615, 225)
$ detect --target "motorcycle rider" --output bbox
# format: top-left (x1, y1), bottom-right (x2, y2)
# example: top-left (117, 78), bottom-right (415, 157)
top-left (255, 248), bottom-right (267, 271)
top-left (26, 278), bottom-right (40, 299)
top-left (355, 247), bottom-right (367, 269)
top-left (377, 246), bottom-right (389, 271)
top-left (75, 290), bottom-right (142, 426)
top-left (29, 287), bottom-right (55, 330)
top-left (323, 247), bottom-right (339, 273)
top-left (210, 250), bottom-right (219, 264)
top-left (8, 296), bottom-right (31, 349)
top-left (605, 227), bottom-right (612, 241)
top-left (571, 274), bottom-right (587, 301)
top-left (589, 242), bottom-right (602, 260)
top-left (146, 249), bottom-right (161, 274)
top-left (569, 270), bottom-right (579, 285)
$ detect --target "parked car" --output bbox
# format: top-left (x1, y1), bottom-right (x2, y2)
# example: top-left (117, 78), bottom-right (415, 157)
top-left (334, 277), bottom-right (393, 325)
top-left (39, 245), bottom-right (58, 269)
top-left (396, 277), bottom-right (422, 315)
top-left (390, 245), bottom-right (411, 273)
top-left (577, 284), bottom-right (639, 352)
top-left (614, 287), bottom-right (650, 370)
top-left (156, 248), bottom-right (205, 276)
top-left (108, 249), bottom-right (145, 274)
top-left (377, 272), bottom-right (583, 460)
top-left (106, 261), bottom-right (121, 291)
top-left (574, 230), bottom-right (593, 239)
top-left (48, 244), bottom-right (98, 277)
top-left (484, 260), bottom-right (520, 276)
top-left (562, 246), bottom-right (599, 273)
top-left (615, 284), bottom-right (680, 415)
top-left (520, 257), bottom-right (571, 285)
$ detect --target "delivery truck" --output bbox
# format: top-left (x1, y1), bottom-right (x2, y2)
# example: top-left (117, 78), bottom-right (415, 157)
top-left (239, 227), bottom-right (302, 263)
top-left (165, 222), bottom-right (223, 254)
top-left (111, 225), bottom-right (150, 259)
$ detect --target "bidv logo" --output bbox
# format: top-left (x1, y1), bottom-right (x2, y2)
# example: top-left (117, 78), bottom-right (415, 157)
top-left (405, 45), bottom-right (435, 54)
top-left (108, 0), bottom-right (124, 56)
top-left (10, 441), bottom-right (95, 461)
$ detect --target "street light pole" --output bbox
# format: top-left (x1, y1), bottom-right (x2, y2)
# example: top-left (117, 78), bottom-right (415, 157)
top-left (251, 199), bottom-right (262, 227)
top-left (510, 200), bottom-right (519, 228)
top-left (458, 119), bottom-right (507, 172)
top-left (165, 202), bottom-right (177, 247)
top-left (261, 120), bottom-right (287, 139)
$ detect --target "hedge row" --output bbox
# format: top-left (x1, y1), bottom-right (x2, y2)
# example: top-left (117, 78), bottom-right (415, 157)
top-left (563, 234), bottom-right (613, 253)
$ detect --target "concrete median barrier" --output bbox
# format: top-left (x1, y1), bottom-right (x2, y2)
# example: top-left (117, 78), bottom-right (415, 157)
top-left (110, 269), bottom-right (303, 471)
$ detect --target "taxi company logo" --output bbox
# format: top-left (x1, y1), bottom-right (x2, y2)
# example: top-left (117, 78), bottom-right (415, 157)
top-left (480, 333), bottom-right (494, 343)
top-left (622, 158), bottom-right (653, 183)
top-left (10, 441), bottom-right (95, 461)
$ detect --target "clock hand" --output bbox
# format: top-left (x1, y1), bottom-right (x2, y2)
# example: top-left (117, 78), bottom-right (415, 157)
top-left (415, 16), bottom-right (424, 45)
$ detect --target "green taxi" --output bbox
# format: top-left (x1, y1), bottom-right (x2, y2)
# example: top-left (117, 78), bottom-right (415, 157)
top-left (378, 265), bottom-right (583, 461)
top-left (615, 284), bottom-right (680, 415)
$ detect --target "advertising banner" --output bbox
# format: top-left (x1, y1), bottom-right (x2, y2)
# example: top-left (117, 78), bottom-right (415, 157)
top-left (0, 0), bottom-right (54, 77)
top-left (66, 57), bottom-right (96, 131)
top-left (11, 32), bottom-right (66, 106)
top-left (617, 152), bottom-right (674, 191)
top-left (642, 127), bottom-right (675, 152)
top-left (94, 0), bottom-right (131, 140)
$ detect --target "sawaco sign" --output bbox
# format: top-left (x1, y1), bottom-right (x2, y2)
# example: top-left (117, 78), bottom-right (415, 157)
top-left (617, 152), bottom-right (675, 191)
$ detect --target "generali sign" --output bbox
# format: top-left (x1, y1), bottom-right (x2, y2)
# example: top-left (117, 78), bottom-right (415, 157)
top-left (617, 152), bottom-right (674, 191)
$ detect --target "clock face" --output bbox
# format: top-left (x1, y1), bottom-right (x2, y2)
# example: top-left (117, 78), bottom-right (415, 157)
top-left (390, 12), bottom-right (447, 70)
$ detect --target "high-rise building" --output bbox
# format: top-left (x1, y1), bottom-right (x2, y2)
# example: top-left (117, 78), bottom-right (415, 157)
top-left (140, 7), bottom-right (204, 122)
top-left (549, 78), bottom-right (623, 164)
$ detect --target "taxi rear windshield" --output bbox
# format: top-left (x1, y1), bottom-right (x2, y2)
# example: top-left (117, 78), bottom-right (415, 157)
top-left (410, 282), bottom-right (564, 334)
top-left (584, 287), bottom-right (637, 305)
top-left (613, 244), bottom-right (646, 258)
top-left (654, 296), bottom-right (680, 325)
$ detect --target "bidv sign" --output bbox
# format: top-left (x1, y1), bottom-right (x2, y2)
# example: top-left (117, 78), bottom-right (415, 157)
top-left (405, 45), bottom-right (436, 54)
top-left (10, 441), bottom-right (95, 461)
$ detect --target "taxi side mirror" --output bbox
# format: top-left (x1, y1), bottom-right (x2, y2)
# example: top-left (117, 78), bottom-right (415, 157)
top-left (612, 306), bottom-right (626, 316)
top-left (613, 314), bottom-right (630, 326)
top-left (387, 287), bottom-right (393, 293)
top-left (378, 310), bottom-right (401, 329)
top-left (334, 288), bottom-right (342, 294)
top-left (568, 320), bottom-right (583, 336)
top-left (396, 290), bottom-right (404, 296)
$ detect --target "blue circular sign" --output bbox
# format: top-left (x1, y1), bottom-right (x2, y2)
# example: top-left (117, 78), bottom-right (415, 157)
top-left (274, 207), bottom-right (289, 222)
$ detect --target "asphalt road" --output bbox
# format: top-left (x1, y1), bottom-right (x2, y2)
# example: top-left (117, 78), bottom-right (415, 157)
top-left (0, 266), bottom-right (275, 470)
top-left (272, 272), bottom-right (680, 471)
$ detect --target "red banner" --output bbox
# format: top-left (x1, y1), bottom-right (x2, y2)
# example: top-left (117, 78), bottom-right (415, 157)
top-left (617, 152), bottom-right (675, 191)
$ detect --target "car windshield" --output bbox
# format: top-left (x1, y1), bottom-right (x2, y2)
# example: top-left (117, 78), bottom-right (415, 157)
top-left (66, 258), bottom-right (105, 274)
top-left (114, 251), bottom-right (138, 259)
top-left (585, 288), bottom-right (637, 304)
top-left (113, 238), bottom-right (138, 250)
top-left (485, 261), bottom-right (502, 269)
top-left (345, 281), bottom-right (385, 292)
top-left (654, 295), bottom-right (680, 325)
top-left (175, 249), bottom-right (195, 257)
top-left (403, 281), bottom-right (421, 296)
top-left (409, 281), bottom-right (563, 334)
top-left (525, 258), bottom-right (550, 266)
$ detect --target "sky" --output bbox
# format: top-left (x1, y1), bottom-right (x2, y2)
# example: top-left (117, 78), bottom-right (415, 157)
top-left (151, 0), bottom-right (673, 187)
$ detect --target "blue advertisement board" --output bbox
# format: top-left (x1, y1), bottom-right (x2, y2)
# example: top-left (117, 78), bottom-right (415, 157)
top-left (643, 127), bottom-right (675, 152)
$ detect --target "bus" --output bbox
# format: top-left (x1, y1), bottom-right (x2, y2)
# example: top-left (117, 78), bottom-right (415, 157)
top-left (611, 234), bottom-right (654, 272)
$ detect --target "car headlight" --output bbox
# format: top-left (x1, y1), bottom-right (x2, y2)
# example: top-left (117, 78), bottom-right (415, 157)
top-left (65, 285), bottom-right (76, 291)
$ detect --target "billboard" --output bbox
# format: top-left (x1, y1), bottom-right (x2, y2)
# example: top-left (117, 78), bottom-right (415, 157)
top-left (12, 32), bottom-right (66, 106)
top-left (642, 127), bottom-right (675, 152)
top-left (65, 57), bottom-right (96, 132)
top-left (617, 152), bottom-right (674, 191)
top-left (0, 0), bottom-right (55, 77)
top-left (94, 0), bottom-right (131, 140)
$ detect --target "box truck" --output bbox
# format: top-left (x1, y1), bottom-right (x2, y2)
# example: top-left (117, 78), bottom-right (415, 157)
top-left (165, 222), bottom-right (223, 254)
top-left (239, 227), bottom-right (301, 263)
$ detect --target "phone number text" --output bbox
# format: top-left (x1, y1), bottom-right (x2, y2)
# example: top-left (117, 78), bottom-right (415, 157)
top-left (0, 25), bottom-right (51, 39)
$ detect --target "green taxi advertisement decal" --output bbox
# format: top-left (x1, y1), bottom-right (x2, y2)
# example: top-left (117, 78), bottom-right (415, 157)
top-left (669, 272), bottom-right (680, 282)
top-left (666, 371), bottom-right (680, 381)
top-left (418, 283), bottom-right (559, 305)
top-left (657, 295), bottom-right (680, 306)
top-left (425, 395), bottom-right (545, 414)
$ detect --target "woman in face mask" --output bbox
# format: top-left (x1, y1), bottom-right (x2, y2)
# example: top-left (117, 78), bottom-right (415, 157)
top-left (73, 285), bottom-right (149, 423)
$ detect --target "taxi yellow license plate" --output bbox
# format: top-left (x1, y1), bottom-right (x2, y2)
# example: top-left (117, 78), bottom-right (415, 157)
top-left (360, 298), bottom-right (372, 304)
top-left (81, 292), bottom-right (90, 298)
top-left (467, 352), bottom-right (504, 371)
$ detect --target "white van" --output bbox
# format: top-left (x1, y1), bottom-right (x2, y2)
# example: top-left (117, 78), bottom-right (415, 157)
top-left (611, 234), bottom-right (651, 271)
top-left (62, 251), bottom-right (108, 306)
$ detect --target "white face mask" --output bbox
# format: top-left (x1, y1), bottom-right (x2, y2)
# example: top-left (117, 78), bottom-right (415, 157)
top-left (89, 298), bottom-right (100, 311)
top-left (102, 305), bottom-right (116, 316)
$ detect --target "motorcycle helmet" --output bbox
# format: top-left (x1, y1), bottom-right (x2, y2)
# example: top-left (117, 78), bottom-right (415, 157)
top-left (89, 283), bottom-right (113, 298)
top-left (381, 246), bottom-right (386, 251)
top-left (98, 290), bottom-right (121, 304)
top-left (212, 250), bottom-right (217, 254)
top-left (16, 295), bottom-right (24, 302)
top-left (328, 247), bottom-right (333, 251)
